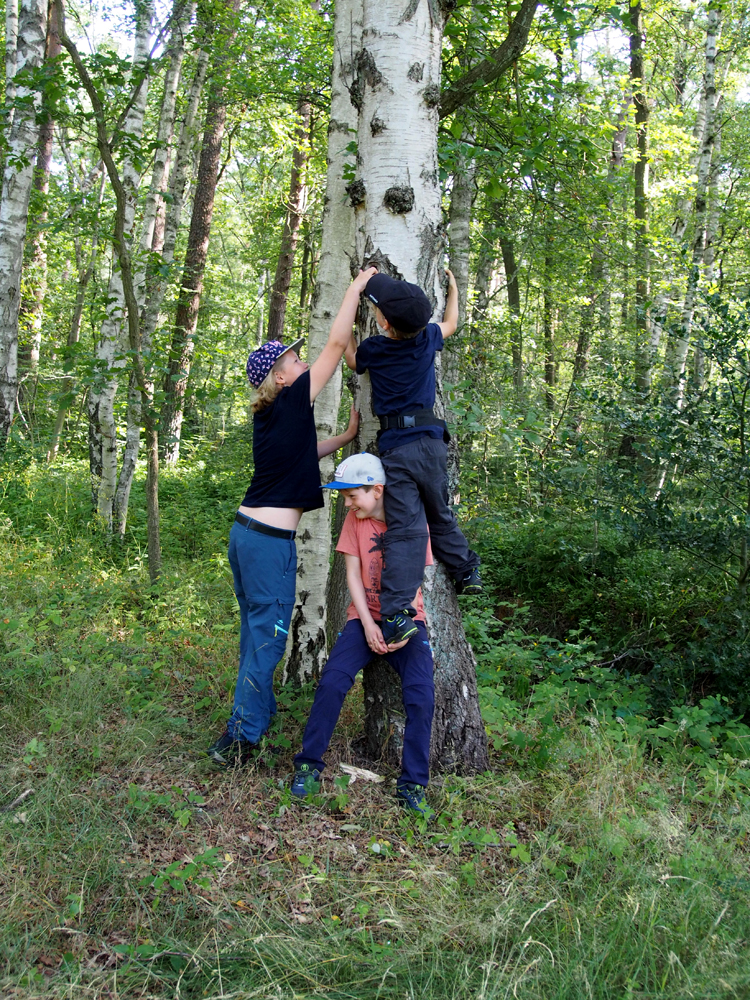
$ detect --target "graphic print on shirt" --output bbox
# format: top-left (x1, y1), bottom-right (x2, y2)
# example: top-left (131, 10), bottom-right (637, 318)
top-left (364, 530), bottom-right (385, 610)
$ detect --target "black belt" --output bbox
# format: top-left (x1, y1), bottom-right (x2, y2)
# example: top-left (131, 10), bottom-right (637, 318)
top-left (234, 512), bottom-right (296, 539)
top-left (378, 409), bottom-right (445, 430)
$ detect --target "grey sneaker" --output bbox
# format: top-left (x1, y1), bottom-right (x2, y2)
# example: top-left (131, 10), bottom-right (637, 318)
top-left (206, 730), bottom-right (257, 767)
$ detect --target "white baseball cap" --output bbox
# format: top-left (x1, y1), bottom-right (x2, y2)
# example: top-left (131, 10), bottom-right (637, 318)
top-left (322, 452), bottom-right (386, 489)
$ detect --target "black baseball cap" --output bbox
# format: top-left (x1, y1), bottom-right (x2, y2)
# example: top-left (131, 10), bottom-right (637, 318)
top-left (365, 274), bottom-right (432, 334)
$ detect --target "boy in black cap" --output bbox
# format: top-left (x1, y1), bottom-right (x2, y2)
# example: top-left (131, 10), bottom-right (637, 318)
top-left (344, 270), bottom-right (481, 645)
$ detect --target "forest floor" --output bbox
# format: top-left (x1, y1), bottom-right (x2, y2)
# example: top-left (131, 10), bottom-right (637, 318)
top-left (2, 476), bottom-right (750, 999)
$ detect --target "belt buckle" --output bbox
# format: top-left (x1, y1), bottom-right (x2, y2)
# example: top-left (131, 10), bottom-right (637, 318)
top-left (401, 415), bottom-right (416, 428)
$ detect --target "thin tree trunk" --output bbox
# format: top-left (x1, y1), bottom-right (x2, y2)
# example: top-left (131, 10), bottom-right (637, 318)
top-left (115, 0), bottom-right (194, 535)
top-left (85, 0), bottom-right (153, 524)
top-left (140, 44), bottom-right (209, 347)
top-left (695, 103), bottom-right (723, 390)
top-left (445, 133), bottom-right (475, 496)
top-left (630, 1), bottom-right (651, 396)
top-left (499, 233), bottom-right (523, 395)
top-left (283, 0), bottom-right (361, 686)
top-left (352, 0), bottom-right (487, 774)
top-left (3, 0), bottom-right (18, 146)
top-left (47, 172), bottom-right (106, 460)
top-left (543, 250), bottom-right (554, 410)
top-left (160, 0), bottom-right (239, 466)
top-left (0, 0), bottom-right (47, 439)
top-left (663, 6), bottom-right (720, 411)
top-left (58, 0), bottom-right (161, 583)
top-left (16, 0), bottom-right (59, 400)
top-left (468, 230), bottom-right (494, 367)
top-left (266, 93), bottom-right (311, 341)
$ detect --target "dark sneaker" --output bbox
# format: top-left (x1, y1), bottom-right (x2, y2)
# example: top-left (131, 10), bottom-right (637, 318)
top-left (381, 610), bottom-right (419, 645)
top-left (291, 763), bottom-right (322, 798)
top-left (396, 782), bottom-right (434, 818)
top-left (206, 730), bottom-right (257, 767)
top-left (455, 566), bottom-right (482, 596)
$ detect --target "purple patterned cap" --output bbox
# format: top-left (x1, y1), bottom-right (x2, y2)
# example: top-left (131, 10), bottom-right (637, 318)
top-left (246, 338), bottom-right (304, 387)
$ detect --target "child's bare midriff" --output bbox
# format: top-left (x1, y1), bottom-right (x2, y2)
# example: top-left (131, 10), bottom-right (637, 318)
top-left (238, 505), bottom-right (303, 530)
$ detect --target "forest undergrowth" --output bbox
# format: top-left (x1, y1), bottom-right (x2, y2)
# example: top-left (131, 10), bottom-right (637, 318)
top-left (2, 453), bottom-right (750, 999)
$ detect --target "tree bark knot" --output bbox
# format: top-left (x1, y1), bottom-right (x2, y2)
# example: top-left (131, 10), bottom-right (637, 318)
top-left (422, 83), bottom-right (440, 108)
top-left (370, 115), bottom-right (387, 136)
top-left (384, 185), bottom-right (415, 214)
top-left (350, 49), bottom-right (384, 111)
top-left (346, 179), bottom-right (366, 207)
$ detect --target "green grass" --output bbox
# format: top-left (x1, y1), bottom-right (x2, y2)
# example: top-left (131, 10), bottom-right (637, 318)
top-left (2, 457), bottom-right (750, 998)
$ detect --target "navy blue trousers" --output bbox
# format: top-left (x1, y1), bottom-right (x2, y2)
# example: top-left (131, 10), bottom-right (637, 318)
top-left (227, 520), bottom-right (296, 743)
top-left (294, 618), bottom-right (435, 786)
top-left (380, 435), bottom-right (479, 616)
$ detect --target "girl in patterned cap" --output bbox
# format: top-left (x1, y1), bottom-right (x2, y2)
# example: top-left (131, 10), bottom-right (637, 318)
top-left (207, 267), bottom-right (377, 767)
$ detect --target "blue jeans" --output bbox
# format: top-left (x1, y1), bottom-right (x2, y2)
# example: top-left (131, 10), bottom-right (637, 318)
top-left (227, 520), bottom-right (296, 743)
top-left (295, 619), bottom-right (435, 786)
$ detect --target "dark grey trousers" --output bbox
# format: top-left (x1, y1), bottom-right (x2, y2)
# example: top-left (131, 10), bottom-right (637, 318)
top-left (379, 435), bottom-right (480, 616)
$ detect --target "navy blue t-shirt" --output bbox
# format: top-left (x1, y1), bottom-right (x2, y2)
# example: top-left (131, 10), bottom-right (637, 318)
top-left (242, 369), bottom-right (324, 512)
top-left (356, 323), bottom-right (445, 452)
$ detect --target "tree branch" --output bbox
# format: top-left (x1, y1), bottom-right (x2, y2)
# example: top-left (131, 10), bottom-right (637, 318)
top-left (439, 0), bottom-right (539, 119)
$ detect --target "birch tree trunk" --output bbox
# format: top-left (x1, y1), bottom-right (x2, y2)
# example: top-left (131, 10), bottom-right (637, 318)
top-left (0, 0), bottom-right (47, 440)
top-left (283, 0), bottom-right (361, 686)
top-left (47, 172), bottom-right (106, 460)
top-left (266, 93), bottom-right (311, 342)
top-left (140, 44), bottom-right (209, 350)
top-left (499, 232), bottom-right (523, 396)
top-left (86, 0), bottom-right (153, 524)
top-left (58, 0), bottom-right (161, 582)
top-left (630, 1), bottom-right (651, 397)
top-left (351, 0), bottom-right (488, 774)
top-left (663, 6), bottom-right (720, 411)
top-left (543, 249), bottom-right (554, 410)
top-left (4, 0), bottom-right (18, 135)
top-left (17, 0), bottom-right (60, 393)
top-left (115, 0), bottom-right (194, 535)
top-left (160, 0), bottom-right (239, 466)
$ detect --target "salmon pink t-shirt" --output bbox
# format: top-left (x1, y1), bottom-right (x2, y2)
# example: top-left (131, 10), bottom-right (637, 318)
top-left (336, 511), bottom-right (433, 622)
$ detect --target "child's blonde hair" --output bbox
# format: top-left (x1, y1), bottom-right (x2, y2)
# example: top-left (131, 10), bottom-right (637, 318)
top-left (251, 357), bottom-right (287, 413)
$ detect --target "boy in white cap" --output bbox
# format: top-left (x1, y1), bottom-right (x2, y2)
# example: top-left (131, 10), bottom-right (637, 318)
top-left (290, 452), bottom-right (436, 816)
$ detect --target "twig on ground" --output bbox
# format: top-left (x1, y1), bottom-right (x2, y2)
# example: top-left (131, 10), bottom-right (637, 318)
top-left (0, 788), bottom-right (33, 812)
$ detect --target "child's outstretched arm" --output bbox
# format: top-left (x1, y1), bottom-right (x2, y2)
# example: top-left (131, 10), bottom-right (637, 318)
top-left (318, 405), bottom-right (359, 458)
top-left (309, 267), bottom-right (377, 401)
top-left (438, 268), bottom-right (459, 339)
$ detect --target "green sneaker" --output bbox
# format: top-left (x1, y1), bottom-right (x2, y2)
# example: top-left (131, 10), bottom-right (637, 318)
top-left (291, 763), bottom-right (322, 798)
top-left (381, 611), bottom-right (419, 644)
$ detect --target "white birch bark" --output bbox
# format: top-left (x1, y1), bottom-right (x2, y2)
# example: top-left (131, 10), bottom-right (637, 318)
top-left (283, 0), bottom-right (361, 686)
top-left (88, 0), bottom-right (153, 526)
top-left (0, 0), bottom-right (46, 438)
top-left (664, 5), bottom-right (720, 410)
top-left (115, 0), bottom-right (195, 535)
top-left (5, 0), bottom-right (18, 121)
top-left (141, 43), bottom-right (209, 343)
top-left (353, 0), bottom-right (488, 773)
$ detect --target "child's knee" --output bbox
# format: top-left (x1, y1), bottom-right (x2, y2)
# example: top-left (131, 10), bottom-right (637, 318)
top-left (317, 667), bottom-right (356, 698)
